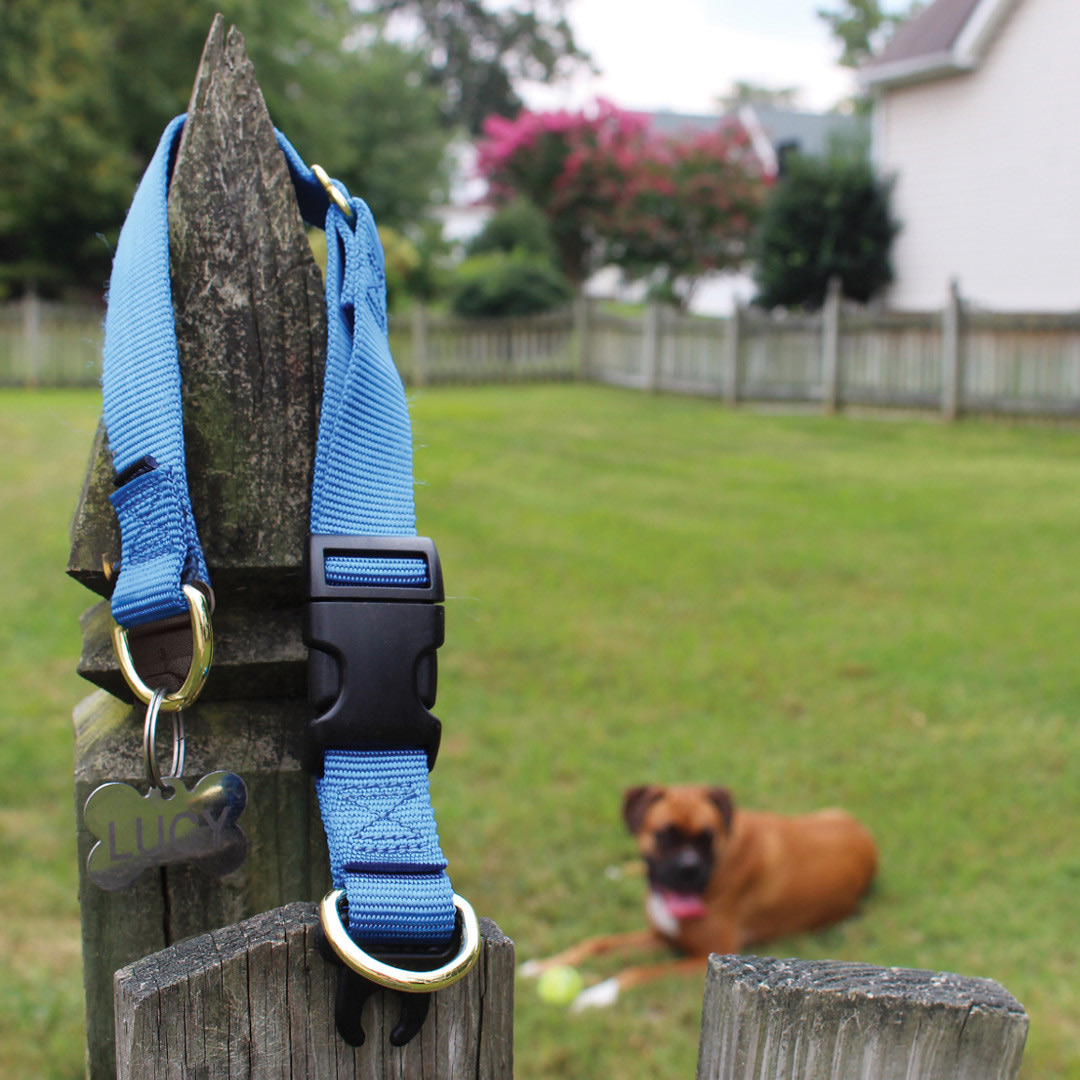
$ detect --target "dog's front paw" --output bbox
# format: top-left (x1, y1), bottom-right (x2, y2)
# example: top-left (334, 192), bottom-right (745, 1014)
top-left (518, 959), bottom-right (546, 979)
top-left (570, 977), bottom-right (620, 1012)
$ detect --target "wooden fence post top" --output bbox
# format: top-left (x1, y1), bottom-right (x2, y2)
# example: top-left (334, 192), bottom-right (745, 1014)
top-left (697, 954), bottom-right (1028, 1080)
top-left (114, 903), bottom-right (515, 1080)
top-left (709, 953), bottom-right (1026, 1014)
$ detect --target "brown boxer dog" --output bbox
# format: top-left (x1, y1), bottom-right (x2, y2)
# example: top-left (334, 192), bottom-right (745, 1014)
top-left (521, 784), bottom-right (878, 1009)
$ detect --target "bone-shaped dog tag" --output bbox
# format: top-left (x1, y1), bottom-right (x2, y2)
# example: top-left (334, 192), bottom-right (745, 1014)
top-left (84, 771), bottom-right (248, 891)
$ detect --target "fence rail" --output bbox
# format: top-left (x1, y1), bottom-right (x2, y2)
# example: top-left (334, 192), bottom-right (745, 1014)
top-left (7, 288), bottom-right (1080, 419)
top-left (0, 296), bottom-right (104, 387)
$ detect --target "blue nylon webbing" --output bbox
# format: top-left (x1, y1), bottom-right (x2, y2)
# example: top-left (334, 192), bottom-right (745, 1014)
top-left (102, 118), bottom-right (455, 948)
top-left (103, 116), bottom-right (209, 629)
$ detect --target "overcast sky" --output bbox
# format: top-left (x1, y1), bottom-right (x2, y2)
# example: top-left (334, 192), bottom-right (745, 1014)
top-left (521, 0), bottom-right (912, 115)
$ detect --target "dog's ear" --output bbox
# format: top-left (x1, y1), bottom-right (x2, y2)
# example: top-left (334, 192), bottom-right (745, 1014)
top-left (622, 785), bottom-right (664, 834)
top-left (707, 787), bottom-right (735, 833)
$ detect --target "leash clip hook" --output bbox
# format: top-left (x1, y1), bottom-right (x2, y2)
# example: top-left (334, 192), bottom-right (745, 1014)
top-left (317, 889), bottom-right (482, 1047)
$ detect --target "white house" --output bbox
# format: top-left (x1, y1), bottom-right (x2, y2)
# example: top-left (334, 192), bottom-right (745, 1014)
top-left (862, 0), bottom-right (1080, 312)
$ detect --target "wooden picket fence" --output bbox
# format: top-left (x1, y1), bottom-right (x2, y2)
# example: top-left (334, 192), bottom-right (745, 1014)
top-left (0, 295), bottom-right (106, 387)
top-left (8, 286), bottom-right (1080, 420)
top-left (585, 283), bottom-right (1080, 419)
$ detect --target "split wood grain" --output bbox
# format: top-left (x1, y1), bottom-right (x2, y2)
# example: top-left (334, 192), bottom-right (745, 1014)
top-left (114, 904), bottom-right (514, 1080)
top-left (696, 954), bottom-right (1027, 1080)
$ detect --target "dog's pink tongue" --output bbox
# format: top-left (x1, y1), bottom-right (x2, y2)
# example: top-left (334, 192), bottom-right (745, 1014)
top-left (662, 891), bottom-right (709, 919)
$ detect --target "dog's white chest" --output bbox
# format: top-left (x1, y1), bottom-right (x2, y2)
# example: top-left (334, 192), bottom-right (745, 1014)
top-left (646, 891), bottom-right (680, 938)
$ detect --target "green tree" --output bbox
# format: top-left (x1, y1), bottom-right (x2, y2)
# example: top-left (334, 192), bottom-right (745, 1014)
top-left (0, 0), bottom-right (452, 295)
top-left (449, 250), bottom-right (572, 317)
top-left (817, 0), bottom-right (923, 70)
top-left (717, 81), bottom-right (801, 112)
top-left (0, 1), bottom-right (135, 294)
top-left (297, 40), bottom-right (451, 230)
top-left (360, 0), bottom-right (592, 134)
top-left (466, 198), bottom-right (557, 261)
top-left (752, 152), bottom-right (899, 310)
top-left (606, 126), bottom-right (769, 309)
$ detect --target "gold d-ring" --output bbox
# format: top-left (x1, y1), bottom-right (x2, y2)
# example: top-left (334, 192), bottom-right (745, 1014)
top-left (312, 164), bottom-right (354, 220)
top-left (319, 889), bottom-right (481, 992)
top-left (112, 584), bottom-right (213, 712)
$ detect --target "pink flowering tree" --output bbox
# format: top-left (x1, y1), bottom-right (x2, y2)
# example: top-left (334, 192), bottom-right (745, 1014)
top-left (477, 101), bottom-right (652, 284)
top-left (477, 103), bottom-right (771, 303)
top-left (605, 124), bottom-right (770, 306)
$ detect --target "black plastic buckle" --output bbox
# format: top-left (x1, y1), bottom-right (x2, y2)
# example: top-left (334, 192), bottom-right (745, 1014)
top-left (303, 535), bottom-right (444, 777)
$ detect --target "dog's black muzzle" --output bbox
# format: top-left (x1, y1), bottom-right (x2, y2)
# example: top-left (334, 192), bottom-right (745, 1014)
top-left (648, 849), bottom-right (714, 895)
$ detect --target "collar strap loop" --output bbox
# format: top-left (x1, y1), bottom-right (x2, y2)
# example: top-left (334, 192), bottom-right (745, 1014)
top-left (103, 115), bottom-right (461, 970)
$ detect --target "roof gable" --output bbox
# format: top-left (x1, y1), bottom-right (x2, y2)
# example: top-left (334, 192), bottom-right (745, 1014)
top-left (875, 0), bottom-right (983, 66)
top-left (861, 0), bottom-right (1020, 89)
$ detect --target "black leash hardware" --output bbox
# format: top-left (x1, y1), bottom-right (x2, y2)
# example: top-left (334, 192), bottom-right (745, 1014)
top-left (302, 534), bottom-right (445, 778)
top-left (315, 919), bottom-right (466, 1046)
top-left (304, 534), bottom-right (480, 1045)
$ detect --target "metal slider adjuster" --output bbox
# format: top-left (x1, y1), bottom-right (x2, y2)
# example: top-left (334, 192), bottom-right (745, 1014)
top-left (112, 583), bottom-right (214, 712)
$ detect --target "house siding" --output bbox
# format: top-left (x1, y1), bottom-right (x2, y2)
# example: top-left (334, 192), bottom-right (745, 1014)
top-left (874, 0), bottom-right (1080, 311)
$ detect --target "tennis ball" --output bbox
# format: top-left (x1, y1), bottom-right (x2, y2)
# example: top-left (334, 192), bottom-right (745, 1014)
top-left (536, 965), bottom-right (585, 1005)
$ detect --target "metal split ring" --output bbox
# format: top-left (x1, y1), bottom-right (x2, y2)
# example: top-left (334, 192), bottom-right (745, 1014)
top-left (319, 889), bottom-right (481, 992)
top-left (142, 687), bottom-right (186, 793)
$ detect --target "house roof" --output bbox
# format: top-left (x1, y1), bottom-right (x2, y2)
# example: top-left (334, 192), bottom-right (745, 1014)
top-left (746, 105), bottom-right (865, 160)
top-left (872, 0), bottom-right (983, 67)
top-left (643, 110), bottom-right (730, 139)
top-left (641, 107), bottom-right (866, 177)
top-left (861, 0), bottom-right (1020, 90)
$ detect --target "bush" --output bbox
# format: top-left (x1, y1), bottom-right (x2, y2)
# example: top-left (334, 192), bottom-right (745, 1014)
top-left (466, 198), bottom-right (557, 261)
top-left (449, 251), bottom-right (572, 317)
top-left (378, 225), bottom-right (422, 310)
top-left (753, 153), bottom-right (899, 310)
top-left (308, 222), bottom-right (449, 311)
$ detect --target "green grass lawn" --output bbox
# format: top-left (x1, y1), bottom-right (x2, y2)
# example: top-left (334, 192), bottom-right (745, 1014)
top-left (3, 385), bottom-right (1080, 1078)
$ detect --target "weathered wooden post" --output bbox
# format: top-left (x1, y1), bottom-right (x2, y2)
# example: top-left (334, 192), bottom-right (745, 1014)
top-left (573, 293), bottom-right (593, 380)
top-left (113, 904), bottom-right (513, 1079)
top-left (68, 18), bottom-right (511, 1077)
top-left (942, 278), bottom-right (964, 421)
top-left (724, 304), bottom-right (743, 407)
top-left (821, 276), bottom-right (842, 414)
top-left (696, 955), bottom-right (1027, 1080)
top-left (412, 303), bottom-right (430, 387)
top-left (643, 301), bottom-right (663, 391)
